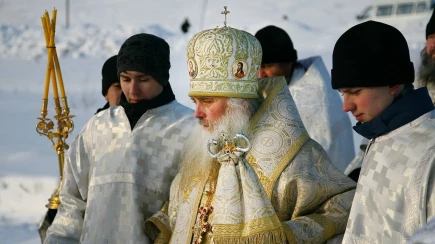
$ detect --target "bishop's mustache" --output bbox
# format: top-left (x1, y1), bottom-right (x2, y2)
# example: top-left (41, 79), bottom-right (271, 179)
top-left (198, 119), bottom-right (211, 127)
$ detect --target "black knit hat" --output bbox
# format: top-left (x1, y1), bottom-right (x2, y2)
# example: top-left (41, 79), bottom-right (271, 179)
top-left (426, 9), bottom-right (435, 39)
top-left (331, 21), bottom-right (414, 89)
top-left (101, 55), bottom-right (118, 96)
top-left (117, 33), bottom-right (170, 86)
top-left (255, 25), bottom-right (298, 65)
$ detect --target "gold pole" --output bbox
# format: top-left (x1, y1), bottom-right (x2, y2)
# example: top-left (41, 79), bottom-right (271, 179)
top-left (51, 9), bottom-right (67, 99)
top-left (36, 9), bottom-right (75, 210)
top-left (41, 17), bottom-right (50, 102)
top-left (48, 11), bottom-right (61, 117)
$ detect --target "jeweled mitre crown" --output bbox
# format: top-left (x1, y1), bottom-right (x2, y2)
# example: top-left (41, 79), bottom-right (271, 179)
top-left (187, 25), bottom-right (262, 99)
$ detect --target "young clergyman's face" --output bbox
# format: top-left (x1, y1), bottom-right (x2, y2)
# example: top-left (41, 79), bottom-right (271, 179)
top-left (258, 62), bottom-right (293, 78)
top-left (119, 71), bottom-right (163, 103)
top-left (339, 85), bottom-right (401, 123)
top-left (105, 83), bottom-right (122, 107)
top-left (191, 96), bottom-right (228, 131)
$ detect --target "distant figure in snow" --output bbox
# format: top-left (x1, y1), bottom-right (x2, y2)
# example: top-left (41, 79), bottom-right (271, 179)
top-left (181, 18), bottom-right (190, 34)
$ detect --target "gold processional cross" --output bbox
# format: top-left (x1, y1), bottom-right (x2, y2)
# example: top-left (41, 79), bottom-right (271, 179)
top-left (36, 9), bottom-right (75, 209)
top-left (221, 6), bottom-right (230, 26)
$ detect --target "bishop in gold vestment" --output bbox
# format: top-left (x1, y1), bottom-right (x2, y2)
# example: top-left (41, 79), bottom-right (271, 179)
top-left (145, 22), bottom-right (356, 244)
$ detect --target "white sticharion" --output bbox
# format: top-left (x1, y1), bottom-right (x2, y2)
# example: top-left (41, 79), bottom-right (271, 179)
top-left (44, 101), bottom-right (195, 244)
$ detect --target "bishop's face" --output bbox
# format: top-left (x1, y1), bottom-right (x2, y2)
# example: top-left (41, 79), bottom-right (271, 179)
top-left (191, 96), bottom-right (229, 132)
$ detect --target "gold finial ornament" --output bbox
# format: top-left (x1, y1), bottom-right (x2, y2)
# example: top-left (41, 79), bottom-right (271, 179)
top-left (36, 9), bottom-right (75, 209)
top-left (221, 6), bottom-right (230, 27)
top-left (186, 11), bottom-right (262, 99)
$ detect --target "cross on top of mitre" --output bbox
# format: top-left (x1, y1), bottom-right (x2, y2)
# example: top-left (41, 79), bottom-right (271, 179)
top-left (221, 6), bottom-right (230, 26)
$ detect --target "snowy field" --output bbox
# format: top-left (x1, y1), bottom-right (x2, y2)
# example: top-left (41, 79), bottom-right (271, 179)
top-left (0, 0), bottom-right (430, 242)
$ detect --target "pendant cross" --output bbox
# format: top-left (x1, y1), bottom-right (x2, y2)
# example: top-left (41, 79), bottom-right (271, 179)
top-left (221, 6), bottom-right (230, 26)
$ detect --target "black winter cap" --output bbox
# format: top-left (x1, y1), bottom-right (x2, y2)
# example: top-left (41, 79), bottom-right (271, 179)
top-left (117, 33), bottom-right (170, 86)
top-left (255, 25), bottom-right (298, 65)
top-left (101, 55), bottom-right (119, 96)
top-left (426, 9), bottom-right (435, 39)
top-left (331, 21), bottom-right (414, 89)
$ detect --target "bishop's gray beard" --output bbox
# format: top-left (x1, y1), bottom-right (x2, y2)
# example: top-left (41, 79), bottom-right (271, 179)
top-left (418, 48), bottom-right (435, 86)
top-left (178, 98), bottom-right (252, 189)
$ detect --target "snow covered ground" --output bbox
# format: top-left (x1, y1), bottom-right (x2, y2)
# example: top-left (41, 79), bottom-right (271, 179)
top-left (0, 0), bottom-right (430, 242)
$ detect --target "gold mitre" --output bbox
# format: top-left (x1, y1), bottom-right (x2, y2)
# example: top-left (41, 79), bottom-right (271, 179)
top-left (187, 21), bottom-right (262, 98)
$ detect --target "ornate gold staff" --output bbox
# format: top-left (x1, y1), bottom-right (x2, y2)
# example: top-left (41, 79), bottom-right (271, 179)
top-left (36, 9), bottom-right (75, 209)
